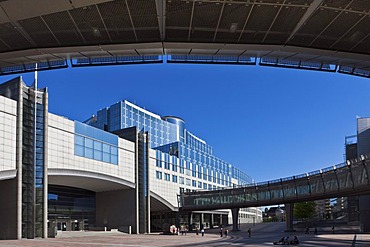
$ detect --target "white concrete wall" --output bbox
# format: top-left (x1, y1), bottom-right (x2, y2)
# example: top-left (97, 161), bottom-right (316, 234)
top-left (0, 95), bottom-right (16, 173)
top-left (47, 113), bottom-right (135, 184)
top-left (149, 149), bottom-right (179, 207)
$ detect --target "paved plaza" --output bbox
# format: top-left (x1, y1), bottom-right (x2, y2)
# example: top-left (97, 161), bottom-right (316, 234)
top-left (0, 223), bottom-right (369, 247)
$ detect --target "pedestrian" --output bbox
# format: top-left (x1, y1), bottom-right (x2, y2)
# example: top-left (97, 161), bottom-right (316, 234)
top-left (224, 229), bottom-right (228, 237)
top-left (314, 227), bottom-right (317, 235)
top-left (196, 227), bottom-right (199, 235)
top-left (201, 228), bottom-right (204, 237)
top-left (247, 228), bottom-right (251, 238)
top-left (305, 227), bottom-right (309, 234)
top-left (219, 227), bottom-right (223, 237)
top-left (292, 236), bottom-right (299, 245)
top-left (184, 227), bottom-right (188, 235)
top-left (332, 226), bottom-right (335, 234)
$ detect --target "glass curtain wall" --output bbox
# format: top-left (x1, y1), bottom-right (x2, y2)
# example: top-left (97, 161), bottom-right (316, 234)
top-left (48, 185), bottom-right (96, 231)
top-left (22, 88), bottom-right (45, 238)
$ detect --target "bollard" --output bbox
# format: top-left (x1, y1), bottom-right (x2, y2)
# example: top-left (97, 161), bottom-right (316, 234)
top-left (128, 226), bottom-right (131, 234)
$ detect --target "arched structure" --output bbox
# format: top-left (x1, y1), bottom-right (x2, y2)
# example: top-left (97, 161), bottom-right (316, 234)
top-left (48, 168), bottom-right (135, 192)
top-left (0, 0), bottom-right (368, 77)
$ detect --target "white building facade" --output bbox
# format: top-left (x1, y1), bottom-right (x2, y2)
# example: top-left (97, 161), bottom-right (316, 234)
top-left (0, 77), bottom-right (261, 239)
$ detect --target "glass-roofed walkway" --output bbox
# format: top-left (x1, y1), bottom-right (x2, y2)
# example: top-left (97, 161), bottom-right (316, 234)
top-left (178, 154), bottom-right (370, 231)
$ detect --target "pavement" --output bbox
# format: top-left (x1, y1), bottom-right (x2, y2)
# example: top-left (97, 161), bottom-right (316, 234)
top-left (0, 222), bottom-right (369, 247)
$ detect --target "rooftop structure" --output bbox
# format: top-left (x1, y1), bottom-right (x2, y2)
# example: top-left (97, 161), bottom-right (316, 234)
top-left (0, 0), bottom-right (368, 77)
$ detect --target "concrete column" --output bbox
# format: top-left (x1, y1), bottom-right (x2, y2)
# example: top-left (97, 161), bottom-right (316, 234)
top-left (188, 212), bottom-right (192, 230)
top-left (359, 195), bottom-right (370, 232)
top-left (200, 213), bottom-right (204, 229)
top-left (16, 81), bottom-right (23, 239)
top-left (231, 208), bottom-right (240, 231)
top-left (210, 214), bottom-right (214, 229)
top-left (175, 212), bottom-right (180, 229)
top-left (134, 133), bottom-right (139, 234)
top-left (219, 214), bottom-right (222, 226)
top-left (285, 203), bottom-right (294, 232)
top-left (43, 90), bottom-right (48, 238)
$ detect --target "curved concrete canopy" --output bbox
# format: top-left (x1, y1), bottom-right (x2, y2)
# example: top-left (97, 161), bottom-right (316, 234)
top-left (0, 169), bottom-right (16, 182)
top-left (0, 0), bottom-right (368, 78)
top-left (150, 191), bottom-right (178, 212)
top-left (48, 168), bottom-right (135, 192)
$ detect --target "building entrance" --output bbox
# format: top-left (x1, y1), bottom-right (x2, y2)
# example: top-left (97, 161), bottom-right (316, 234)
top-left (48, 185), bottom-right (96, 231)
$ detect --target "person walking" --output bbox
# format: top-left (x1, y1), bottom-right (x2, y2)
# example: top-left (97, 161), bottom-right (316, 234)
top-left (314, 227), bottom-right (318, 235)
top-left (332, 226), bottom-right (335, 234)
top-left (247, 228), bottom-right (251, 238)
top-left (219, 227), bottom-right (223, 237)
top-left (201, 228), bottom-right (204, 237)
top-left (224, 229), bottom-right (228, 237)
top-left (305, 227), bottom-right (310, 234)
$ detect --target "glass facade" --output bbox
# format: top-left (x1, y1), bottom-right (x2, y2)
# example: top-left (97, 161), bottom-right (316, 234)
top-left (74, 121), bottom-right (118, 165)
top-left (90, 100), bottom-right (252, 187)
top-left (35, 102), bottom-right (45, 237)
top-left (48, 185), bottom-right (96, 231)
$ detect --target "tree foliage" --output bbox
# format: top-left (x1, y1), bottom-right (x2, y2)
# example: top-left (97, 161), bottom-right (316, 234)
top-left (293, 201), bottom-right (316, 221)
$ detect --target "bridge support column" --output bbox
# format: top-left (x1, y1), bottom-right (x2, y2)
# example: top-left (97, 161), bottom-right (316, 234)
top-left (200, 213), bottom-right (204, 229)
top-left (285, 203), bottom-right (295, 232)
top-left (188, 212), bottom-right (193, 230)
top-left (231, 208), bottom-right (240, 231)
top-left (359, 195), bottom-right (370, 232)
top-left (210, 214), bottom-right (214, 229)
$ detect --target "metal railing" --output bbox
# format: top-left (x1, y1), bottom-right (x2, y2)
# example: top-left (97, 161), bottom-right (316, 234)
top-left (179, 154), bottom-right (370, 211)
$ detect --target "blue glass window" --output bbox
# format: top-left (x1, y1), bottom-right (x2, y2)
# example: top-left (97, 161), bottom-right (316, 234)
top-left (74, 121), bottom-right (119, 165)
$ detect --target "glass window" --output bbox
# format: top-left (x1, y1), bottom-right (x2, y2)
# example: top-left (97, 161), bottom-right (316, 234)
top-left (85, 138), bottom-right (93, 148)
top-left (85, 147), bottom-right (93, 159)
top-left (103, 143), bottom-right (110, 153)
top-left (111, 146), bottom-right (118, 155)
top-left (172, 163), bottom-right (177, 172)
top-left (75, 144), bottom-right (84, 156)
top-left (192, 180), bottom-right (196, 187)
top-left (94, 141), bottom-right (102, 151)
top-left (94, 149), bottom-right (102, 161)
top-left (103, 152), bottom-right (110, 163)
top-left (111, 155), bottom-right (118, 165)
top-left (75, 135), bottom-right (84, 145)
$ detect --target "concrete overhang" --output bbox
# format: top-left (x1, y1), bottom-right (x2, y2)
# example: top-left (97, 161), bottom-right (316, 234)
top-left (48, 168), bottom-right (135, 192)
top-left (0, 169), bottom-right (16, 181)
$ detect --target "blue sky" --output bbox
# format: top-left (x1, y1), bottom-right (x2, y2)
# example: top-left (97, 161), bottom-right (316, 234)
top-left (3, 63), bottom-right (370, 182)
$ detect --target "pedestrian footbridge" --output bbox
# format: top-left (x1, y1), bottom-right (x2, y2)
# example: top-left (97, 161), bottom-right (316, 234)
top-left (178, 154), bottom-right (370, 211)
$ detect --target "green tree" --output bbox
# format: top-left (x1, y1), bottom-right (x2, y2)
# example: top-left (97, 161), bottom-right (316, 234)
top-left (293, 201), bottom-right (316, 222)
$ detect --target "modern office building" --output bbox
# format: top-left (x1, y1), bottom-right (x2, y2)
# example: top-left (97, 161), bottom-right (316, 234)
top-left (344, 118), bottom-right (370, 231)
top-left (0, 77), bottom-right (261, 240)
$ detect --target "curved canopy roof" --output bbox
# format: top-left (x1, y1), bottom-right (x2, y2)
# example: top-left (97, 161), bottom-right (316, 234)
top-left (0, 0), bottom-right (369, 77)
